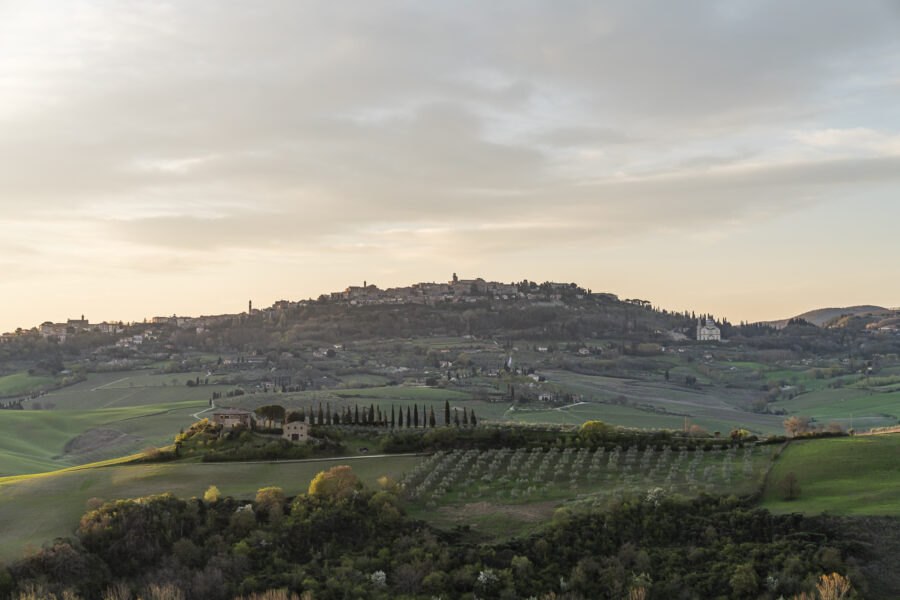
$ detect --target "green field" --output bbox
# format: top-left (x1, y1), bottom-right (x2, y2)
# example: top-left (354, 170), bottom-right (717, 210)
top-left (0, 372), bottom-right (56, 397)
top-left (544, 370), bottom-right (785, 434)
top-left (760, 434), bottom-right (900, 516)
top-left (772, 388), bottom-right (900, 432)
top-left (0, 454), bottom-right (421, 561)
top-left (0, 400), bottom-right (205, 476)
top-left (38, 371), bottom-right (224, 410)
top-left (0, 370), bottom-right (219, 476)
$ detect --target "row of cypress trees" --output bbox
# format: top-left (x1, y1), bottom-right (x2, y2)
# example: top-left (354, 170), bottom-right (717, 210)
top-left (289, 399), bottom-right (477, 429)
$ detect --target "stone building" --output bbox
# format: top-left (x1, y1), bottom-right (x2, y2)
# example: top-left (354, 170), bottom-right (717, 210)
top-left (696, 318), bottom-right (721, 342)
top-left (212, 407), bottom-right (254, 429)
top-left (283, 421), bottom-right (310, 442)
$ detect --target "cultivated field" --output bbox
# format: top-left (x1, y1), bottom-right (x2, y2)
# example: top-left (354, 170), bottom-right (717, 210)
top-left (760, 434), bottom-right (900, 516)
top-left (543, 370), bottom-right (785, 434)
top-left (406, 444), bottom-right (773, 538)
top-left (0, 454), bottom-right (421, 561)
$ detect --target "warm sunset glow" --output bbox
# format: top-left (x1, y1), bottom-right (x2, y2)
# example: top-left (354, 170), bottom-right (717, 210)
top-left (2, 2), bottom-right (899, 331)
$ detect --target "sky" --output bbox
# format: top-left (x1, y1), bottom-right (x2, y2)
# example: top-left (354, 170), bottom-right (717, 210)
top-left (2, 1), bottom-right (900, 332)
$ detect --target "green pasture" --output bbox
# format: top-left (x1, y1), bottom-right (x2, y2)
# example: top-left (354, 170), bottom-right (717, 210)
top-left (37, 370), bottom-right (225, 410)
top-left (0, 372), bottom-right (56, 397)
top-left (0, 454), bottom-right (421, 561)
top-left (760, 434), bottom-right (900, 516)
top-left (543, 370), bottom-right (784, 434)
top-left (0, 401), bottom-right (205, 476)
top-left (332, 386), bottom-right (472, 401)
top-left (336, 374), bottom-right (391, 387)
top-left (505, 403), bottom-right (684, 430)
top-left (773, 388), bottom-right (900, 431)
top-left (0, 369), bottom-right (221, 476)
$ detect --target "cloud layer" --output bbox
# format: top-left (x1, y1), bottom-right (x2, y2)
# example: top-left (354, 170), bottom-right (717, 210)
top-left (2, 1), bottom-right (900, 328)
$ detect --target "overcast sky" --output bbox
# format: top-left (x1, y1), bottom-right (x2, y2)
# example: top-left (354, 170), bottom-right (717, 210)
top-left (2, 1), bottom-right (900, 331)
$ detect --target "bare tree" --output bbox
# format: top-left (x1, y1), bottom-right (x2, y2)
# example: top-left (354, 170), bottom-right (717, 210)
top-left (777, 472), bottom-right (801, 501)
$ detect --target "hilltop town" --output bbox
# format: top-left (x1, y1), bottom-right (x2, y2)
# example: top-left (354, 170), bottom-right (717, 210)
top-left (2, 275), bottom-right (623, 344)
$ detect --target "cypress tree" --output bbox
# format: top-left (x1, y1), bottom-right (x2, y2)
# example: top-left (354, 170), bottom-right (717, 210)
top-left (398, 406), bottom-right (404, 428)
top-left (317, 403), bottom-right (324, 426)
top-left (369, 403), bottom-right (375, 425)
top-left (444, 399), bottom-right (450, 425)
top-left (376, 406), bottom-right (382, 424)
top-left (414, 404), bottom-right (419, 428)
top-left (454, 408), bottom-right (460, 427)
top-left (463, 408), bottom-right (469, 426)
top-left (354, 404), bottom-right (360, 425)
top-left (391, 404), bottom-right (396, 429)
top-left (470, 409), bottom-right (477, 426)
top-left (429, 407), bottom-right (436, 428)
top-left (406, 406), bottom-right (411, 428)
top-left (326, 403), bottom-right (332, 426)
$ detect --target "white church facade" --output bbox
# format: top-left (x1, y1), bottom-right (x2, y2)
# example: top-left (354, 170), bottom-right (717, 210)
top-left (696, 318), bottom-right (721, 342)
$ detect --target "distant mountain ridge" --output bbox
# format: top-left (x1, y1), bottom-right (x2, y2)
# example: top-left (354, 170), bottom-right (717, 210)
top-left (766, 305), bottom-right (888, 328)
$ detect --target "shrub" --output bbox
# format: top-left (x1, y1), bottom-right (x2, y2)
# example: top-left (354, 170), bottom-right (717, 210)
top-left (204, 486), bottom-right (221, 503)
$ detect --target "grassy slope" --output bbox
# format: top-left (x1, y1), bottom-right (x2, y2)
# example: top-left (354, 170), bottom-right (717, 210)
top-left (544, 370), bottom-right (785, 434)
top-left (0, 454), bottom-right (421, 561)
top-left (773, 388), bottom-right (900, 431)
top-left (0, 372), bottom-right (56, 396)
top-left (0, 401), bottom-right (205, 476)
top-left (760, 434), bottom-right (900, 516)
top-left (0, 370), bottom-right (220, 476)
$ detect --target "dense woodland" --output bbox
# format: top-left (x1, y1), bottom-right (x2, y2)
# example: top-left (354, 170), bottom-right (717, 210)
top-left (1, 468), bottom-right (862, 600)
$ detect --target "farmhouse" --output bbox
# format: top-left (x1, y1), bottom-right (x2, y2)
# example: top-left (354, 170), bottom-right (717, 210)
top-left (282, 421), bottom-right (310, 442)
top-left (212, 407), bottom-right (253, 428)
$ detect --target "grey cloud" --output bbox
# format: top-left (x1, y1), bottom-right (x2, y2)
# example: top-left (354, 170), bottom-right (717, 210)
top-left (534, 126), bottom-right (636, 148)
top-left (1, 0), bottom-right (899, 265)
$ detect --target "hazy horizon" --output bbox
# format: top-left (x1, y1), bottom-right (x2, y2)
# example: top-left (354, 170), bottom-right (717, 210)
top-left (3, 1), bottom-right (899, 333)
top-left (3, 270), bottom-right (897, 333)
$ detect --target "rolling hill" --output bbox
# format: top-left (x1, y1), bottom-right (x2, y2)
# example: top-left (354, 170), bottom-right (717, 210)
top-left (766, 305), bottom-right (887, 328)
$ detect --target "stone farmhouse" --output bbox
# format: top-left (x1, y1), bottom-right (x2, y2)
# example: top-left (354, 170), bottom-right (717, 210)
top-left (282, 421), bottom-right (310, 442)
top-left (212, 407), bottom-right (254, 428)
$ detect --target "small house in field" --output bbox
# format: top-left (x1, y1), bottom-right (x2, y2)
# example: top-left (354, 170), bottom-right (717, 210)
top-left (283, 421), bottom-right (310, 442)
top-left (212, 408), bottom-right (253, 429)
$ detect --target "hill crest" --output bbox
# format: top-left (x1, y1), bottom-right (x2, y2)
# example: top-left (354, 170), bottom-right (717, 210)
top-left (766, 305), bottom-right (888, 328)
